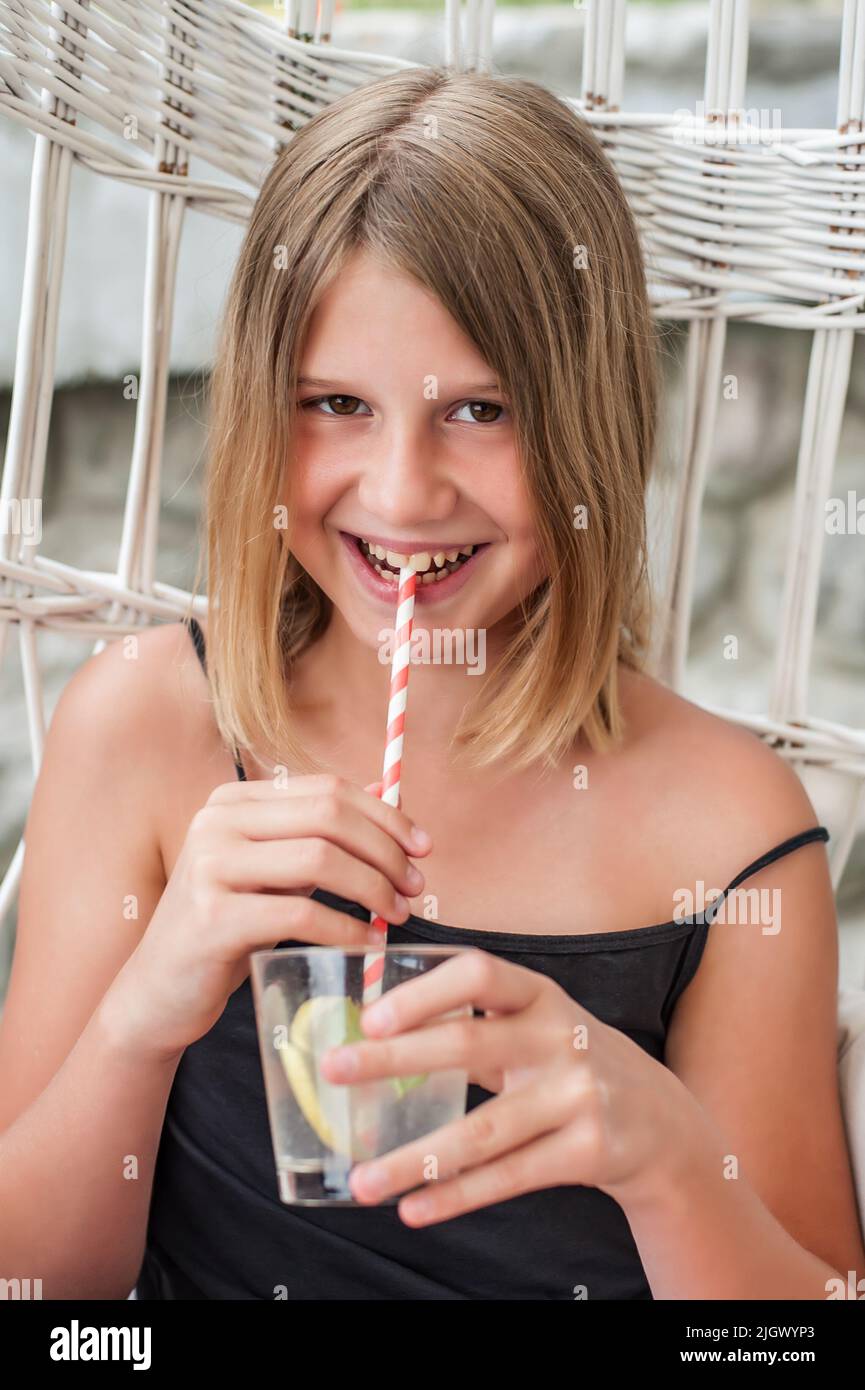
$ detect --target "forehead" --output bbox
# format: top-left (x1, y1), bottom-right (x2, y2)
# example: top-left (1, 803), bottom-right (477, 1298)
top-left (300, 247), bottom-right (495, 387)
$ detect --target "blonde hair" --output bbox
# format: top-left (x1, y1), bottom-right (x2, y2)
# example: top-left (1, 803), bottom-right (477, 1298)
top-left (192, 65), bottom-right (659, 777)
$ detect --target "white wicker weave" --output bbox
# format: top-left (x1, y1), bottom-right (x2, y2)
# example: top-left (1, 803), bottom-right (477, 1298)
top-left (1, 0), bottom-right (863, 966)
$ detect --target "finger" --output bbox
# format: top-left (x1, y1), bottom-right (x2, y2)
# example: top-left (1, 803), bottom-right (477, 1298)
top-left (364, 781), bottom-right (383, 798)
top-left (348, 1069), bottom-right (579, 1209)
top-left (207, 773), bottom-right (432, 859)
top-left (217, 837), bottom-right (414, 927)
top-left (321, 1011), bottom-right (547, 1086)
top-left (396, 1124), bottom-right (591, 1226)
top-left (224, 891), bottom-right (384, 952)
top-left (208, 793), bottom-right (426, 902)
top-left (359, 948), bottom-right (542, 1037)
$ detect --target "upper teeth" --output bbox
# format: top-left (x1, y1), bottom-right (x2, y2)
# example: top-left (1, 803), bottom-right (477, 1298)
top-left (362, 539), bottom-right (475, 571)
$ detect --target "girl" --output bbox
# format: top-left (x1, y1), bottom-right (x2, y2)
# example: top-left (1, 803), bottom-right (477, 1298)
top-left (2, 67), bottom-right (863, 1301)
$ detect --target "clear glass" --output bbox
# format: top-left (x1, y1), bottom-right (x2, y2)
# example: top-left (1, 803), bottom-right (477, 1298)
top-left (250, 945), bottom-right (472, 1206)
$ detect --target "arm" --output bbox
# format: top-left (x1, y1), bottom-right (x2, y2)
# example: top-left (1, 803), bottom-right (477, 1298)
top-left (611, 1100), bottom-right (857, 1300)
top-left (0, 1004), bottom-right (181, 1299)
top-left (607, 1071), bottom-right (859, 1299)
top-left (610, 748), bottom-right (865, 1299)
top-left (0, 628), bottom-right (182, 1297)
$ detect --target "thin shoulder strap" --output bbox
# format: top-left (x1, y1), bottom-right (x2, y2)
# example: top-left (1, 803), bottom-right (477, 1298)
top-left (705, 825), bottom-right (830, 923)
top-left (187, 614), bottom-right (207, 672)
top-left (663, 824), bottom-right (830, 1023)
top-left (184, 617), bottom-right (248, 782)
top-left (726, 826), bottom-right (829, 891)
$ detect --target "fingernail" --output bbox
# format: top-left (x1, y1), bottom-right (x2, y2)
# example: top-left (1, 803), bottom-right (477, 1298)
top-left (364, 997), bottom-right (395, 1032)
top-left (406, 864), bottom-right (424, 891)
top-left (394, 892), bottom-right (410, 913)
top-left (328, 1046), bottom-right (359, 1078)
top-left (354, 1162), bottom-right (389, 1198)
top-left (410, 825), bottom-right (432, 850)
top-left (404, 1194), bottom-right (433, 1221)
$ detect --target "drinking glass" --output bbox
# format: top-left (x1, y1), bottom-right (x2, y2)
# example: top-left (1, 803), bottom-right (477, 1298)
top-left (250, 945), bottom-right (472, 1205)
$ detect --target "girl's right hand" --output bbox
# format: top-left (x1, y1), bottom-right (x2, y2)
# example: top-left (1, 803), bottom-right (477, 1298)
top-left (99, 774), bottom-right (431, 1063)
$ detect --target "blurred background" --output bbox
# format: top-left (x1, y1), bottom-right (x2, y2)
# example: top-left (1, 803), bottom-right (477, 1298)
top-left (2, 0), bottom-right (863, 995)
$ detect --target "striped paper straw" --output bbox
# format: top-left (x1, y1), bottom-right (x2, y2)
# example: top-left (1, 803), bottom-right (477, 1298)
top-left (362, 563), bottom-right (417, 1006)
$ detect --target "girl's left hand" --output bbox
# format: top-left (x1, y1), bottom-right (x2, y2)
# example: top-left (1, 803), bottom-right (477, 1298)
top-left (319, 948), bottom-right (699, 1225)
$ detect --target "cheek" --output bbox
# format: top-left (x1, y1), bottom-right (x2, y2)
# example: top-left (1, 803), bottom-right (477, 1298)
top-left (522, 543), bottom-right (548, 593)
top-left (508, 535), bottom-right (545, 595)
top-left (282, 442), bottom-right (347, 526)
top-left (501, 497), bottom-right (546, 591)
top-left (485, 471), bottom-right (540, 563)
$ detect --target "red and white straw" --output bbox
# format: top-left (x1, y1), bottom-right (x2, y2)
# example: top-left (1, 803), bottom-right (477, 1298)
top-left (362, 563), bottom-right (417, 1006)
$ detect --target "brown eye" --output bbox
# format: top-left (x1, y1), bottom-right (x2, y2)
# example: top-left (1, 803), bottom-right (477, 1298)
top-left (323, 394), bottom-right (362, 416)
top-left (453, 400), bottom-right (505, 424)
top-left (303, 394), bottom-right (370, 417)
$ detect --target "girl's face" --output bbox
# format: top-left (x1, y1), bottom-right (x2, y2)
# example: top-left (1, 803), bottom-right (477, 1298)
top-left (285, 247), bottom-right (546, 648)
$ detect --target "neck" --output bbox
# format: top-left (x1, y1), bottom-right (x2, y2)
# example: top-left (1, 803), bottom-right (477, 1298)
top-left (290, 605), bottom-right (522, 760)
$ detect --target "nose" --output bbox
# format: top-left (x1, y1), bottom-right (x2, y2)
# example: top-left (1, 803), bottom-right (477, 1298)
top-left (356, 417), bottom-right (457, 528)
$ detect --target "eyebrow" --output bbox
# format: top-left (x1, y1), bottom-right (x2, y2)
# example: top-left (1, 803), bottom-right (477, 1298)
top-left (297, 375), bottom-right (503, 394)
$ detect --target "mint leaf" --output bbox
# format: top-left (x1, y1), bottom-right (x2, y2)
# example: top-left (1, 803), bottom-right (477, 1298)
top-left (343, 998), bottom-right (366, 1045)
top-left (352, 996), bottom-right (427, 1098)
top-left (390, 1072), bottom-right (428, 1099)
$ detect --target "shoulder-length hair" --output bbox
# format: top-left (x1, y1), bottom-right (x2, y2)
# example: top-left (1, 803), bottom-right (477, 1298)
top-left (192, 65), bottom-right (659, 776)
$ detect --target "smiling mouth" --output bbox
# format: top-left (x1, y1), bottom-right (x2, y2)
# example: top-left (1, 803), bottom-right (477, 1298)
top-left (348, 534), bottom-right (490, 585)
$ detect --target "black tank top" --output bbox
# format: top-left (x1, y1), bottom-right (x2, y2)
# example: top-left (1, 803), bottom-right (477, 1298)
top-left (134, 618), bottom-right (830, 1300)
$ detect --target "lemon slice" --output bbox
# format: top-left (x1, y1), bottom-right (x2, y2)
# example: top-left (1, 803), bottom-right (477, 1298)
top-left (272, 990), bottom-right (430, 1157)
top-left (290, 994), bottom-right (365, 1053)
top-left (282, 995), bottom-right (365, 1158)
top-left (262, 985), bottom-right (350, 1153)
top-left (279, 1037), bottom-right (346, 1153)
top-left (294, 994), bottom-right (429, 1103)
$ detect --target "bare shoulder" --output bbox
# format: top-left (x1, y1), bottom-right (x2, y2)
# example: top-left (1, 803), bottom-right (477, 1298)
top-left (57, 619), bottom-right (201, 730)
top-left (627, 672), bottom-right (862, 1273)
top-left (0, 621), bottom-right (203, 1128)
top-left (25, 618), bottom-right (215, 898)
top-left (617, 664), bottom-right (822, 889)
